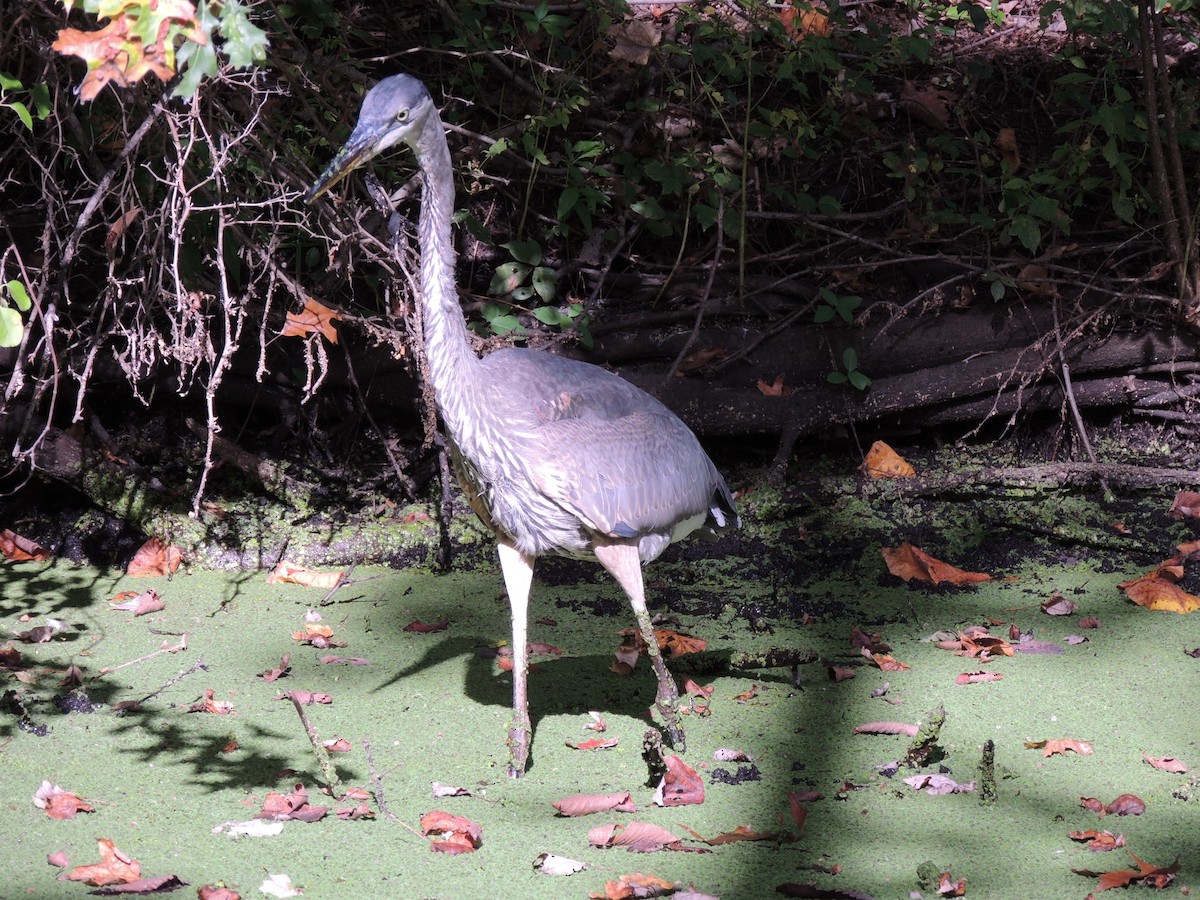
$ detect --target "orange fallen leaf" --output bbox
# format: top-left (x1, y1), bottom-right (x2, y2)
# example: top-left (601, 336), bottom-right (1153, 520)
top-left (1073, 850), bottom-right (1178, 892)
top-left (863, 440), bottom-right (915, 478)
top-left (882, 542), bottom-right (993, 585)
top-left (1119, 573), bottom-right (1200, 613)
top-left (956, 671), bottom-right (1003, 684)
top-left (256, 783), bottom-right (329, 822)
top-left (34, 781), bottom-right (94, 820)
top-left (756, 374), bottom-right (792, 396)
top-left (868, 651), bottom-right (910, 672)
top-left (404, 618), bottom-right (449, 633)
top-left (566, 737), bottom-right (620, 751)
top-left (126, 537), bottom-right (183, 577)
top-left (1026, 738), bottom-right (1093, 757)
top-left (109, 588), bottom-right (164, 616)
top-left (678, 822), bottom-right (779, 845)
top-left (189, 688), bottom-right (235, 715)
top-left (1068, 829), bottom-right (1125, 852)
top-left (268, 561), bottom-right (345, 589)
top-left (0, 529), bottom-right (50, 561)
top-left (587, 821), bottom-right (687, 853)
top-left (421, 811), bottom-right (482, 854)
top-left (1168, 490), bottom-right (1200, 519)
top-left (65, 838), bottom-right (140, 887)
top-left (1143, 753), bottom-right (1188, 773)
top-left (592, 872), bottom-right (678, 900)
top-left (282, 297), bottom-right (341, 344)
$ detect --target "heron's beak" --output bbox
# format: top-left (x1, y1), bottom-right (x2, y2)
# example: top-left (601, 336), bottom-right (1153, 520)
top-left (304, 124), bottom-right (391, 204)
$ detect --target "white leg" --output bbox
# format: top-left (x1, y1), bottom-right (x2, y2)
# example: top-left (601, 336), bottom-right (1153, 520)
top-left (497, 537), bottom-right (535, 777)
top-left (592, 540), bottom-right (685, 750)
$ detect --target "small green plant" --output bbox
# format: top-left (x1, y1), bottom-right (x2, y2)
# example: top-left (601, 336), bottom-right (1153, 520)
top-left (488, 239), bottom-right (557, 305)
top-left (814, 287), bottom-right (862, 325)
top-left (827, 347), bottom-right (871, 391)
top-left (0, 280), bottom-right (32, 348)
top-left (0, 73), bottom-right (50, 130)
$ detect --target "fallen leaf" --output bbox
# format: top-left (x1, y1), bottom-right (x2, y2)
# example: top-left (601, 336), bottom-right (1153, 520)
top-left (882, 542), bottom-right (993, 585)
top-left (33, 781), bottom-right (94, 819)
top-left (188, 689), bottom-right (234, 715)
top-left (592, 872), bottom-right (678, 899)
top-left (268, 561), bottom-right (345, 589)
top-left (863, 441), bottom-right (915, 478)
top-left (1120, 573), bottom-right (1200, 613)
top-left (64, 838), bottom-right (140, 887)
top-left (1168, 490), bottom-right (1200, 519)
top-left (256, 784), bottom-right (329, 823)
top-left (258, 653), bottom-right (291, 682)
top-left (652, 755), bottom-right (704, 807)
top-left (566, 736), bottom-right (620, 751)
top-left (904, 774), bottom-right (976, 795)
top-left (421, 810), bottom-right (482, 853)
top-left (756, 374), bottom-right (792, 396)
top-left (552, 792), bottom-right (637, 817)
top-left (606, 19), bottom-right (661, 66)
top-left (91, 874), bottom-right (187, 894)
top-left (1026, 738), bottom-right (1093, 757)
top-left (996, 126), bottom-right (1021, 171)
top-left (713, 748), bottom-right (754, 762)
top-left (126, 537), bottom-right (182, 577)
top-left (1041, 591), bottom-right (1078, 615)
top-left (13, 618), bottom-right (64, 642)
top-left (198, 885), bottom-right (241, 900)
top-left (1073, 850), bottom-right (1178, 892)
top-left (587, 821), bottom-right (688, 853)
top-left (1079, 616), bottom-right (1101, 629)
top-left (867, 652), bottom-right (909, 672)
top-left (956, 671), bottom-right (1003, 684)
top-left (109, 589), bottom-right (164, 616)
top-left (829, 664), bottom-right (856, 682)
top-left (679, 822), bottom-right (778, 845)
top-left (852, 721), bottom-right (919, 737)
top-left (1101, 793), bottom-right (1146, 817)
top-left (1143, 753), bottom-right (1188, 773)
top-left (259, 873), bottom-right (301, 898)
top-left (278, 689), bottom-right (332, 705)
top-left (0, 528), bottom-right (50, 561)
top-left (533, 853), bottom-right (588, 876)
top-left (1069, 829), bottom-right (1126, 852)
top-left (432, 782), bottom-right (472, 798)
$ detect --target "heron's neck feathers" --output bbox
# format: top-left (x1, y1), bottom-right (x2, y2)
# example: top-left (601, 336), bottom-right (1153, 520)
top-left (414, 116), bottom-right (482, 438)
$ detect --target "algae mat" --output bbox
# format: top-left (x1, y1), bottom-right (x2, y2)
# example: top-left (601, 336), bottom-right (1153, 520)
top-left (1, 473), bottom-right (1199, 899)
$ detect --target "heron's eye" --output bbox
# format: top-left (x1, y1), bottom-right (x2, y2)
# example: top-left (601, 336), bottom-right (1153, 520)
top-left (396, 110), bottom-right (409, 123)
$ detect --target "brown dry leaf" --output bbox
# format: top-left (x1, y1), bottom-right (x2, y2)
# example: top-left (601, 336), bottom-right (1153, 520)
top-left (955, 671), bottom-right (1003, 685)
top-left (593, 872), bottom-right (678, 900)
top-left (1143, 753), bottom-right (1188, 773)
top-left (653, 755), bottom-right (704, 807)
top-left (552, 791), bottom-right (636, 817)
top-left (105, 207), bottom-right (141, 254)
top-left (677, 346), bottom-right (726, 373)
top-left (64, 838), bottom-right (140, 887)
top-left (197, 884), bottom-right (241, 900)
top-left (756, 374), bottom-right (792, 396)
top-left (109, 589), bottom-right (164, 617)
top-left (587, 821), bottom-right (688, 853)
top-left (732, 684), bottom-right (758, 701)
top-left (1025, 738), bottom-right (1093, 757)
top-left (850, 626), bottom-right (891, 654)
top-left (996, 126), bottom-right (1021, 172)
top-left (278, 689), bottom-right (333, 705)
top-left (863, 441), bottom-right (915, 479)
top-left (958, 632), bottom-right (1015, 659)
top-left (256, 783), bottom-right (329, 823)
top-left (268, 561), bottom-right (345, 589)
top-left (1100, 793), bottom-right (1146, 817)
top-left (868, 651), bottom-right (909, 672)
top-left (126, 537), bottom-right (182, 577)
top-left (899, 80), bottom-right (954, 130)
top-left (679, 823), bottom-right (778, 845)
top-left (607, 19), bottom-right (661, 66)
top-left (1016, 263), bottom-right (1057, 298)
top-left (936, 872), bottom-right (967, 896)
top-left (322, 738), bottom-right (352, 753)
top-left (34, 781), bottom-right (94, 820)
top-left (828, 665), bottom-right (856, 682)
top-left (1168, 490), bottom-right (1200, 520)
top-left (292, 623), bottom-right (339, 646)
top-left (91, 874), bottom-right (188, 894)
top-left (852, 721), bottom-right (919, 737)
top-left (1041, 591), bottom-right (1078, 616)
top-left (258, 653), bottom-right (291, 683)
top-left (1120, 573), bottom-right (1200, 613)
top-left (0, 529), bottom-right (51, 561)
top-left (1068, 829), bottom-right (1125, 852)
top-left (189, 689), bottom-right (235, 715)
top-left (566, 737), bottom-right (620, 751)
top-left (1079, 616), bottom-right (1101, 629)
top-left (420, 810), bottom-right (482, 854)
top-left (1073, 850), bottom-right (1179, 892)
top-left (282, 297), bottom-right (341, 344)
top-left (881, 542), bottom-right (993, 585)
top-left (904, 773), bottom-right (975, 795)
top-left (403, 618), bottom-right (449, 633)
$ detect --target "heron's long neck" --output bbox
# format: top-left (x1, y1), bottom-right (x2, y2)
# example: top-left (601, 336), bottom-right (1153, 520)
top-left (414, 118), bottom-right (483, 440)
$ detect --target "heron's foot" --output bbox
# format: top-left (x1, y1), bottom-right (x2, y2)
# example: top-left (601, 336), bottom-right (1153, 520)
top-left (507, 720), bottom-right (532, 778)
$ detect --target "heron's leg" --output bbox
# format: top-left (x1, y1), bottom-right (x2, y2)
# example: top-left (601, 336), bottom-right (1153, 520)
top-left (497, 537), bottom-right (535, 778)
top-left (593, 541), bottom-right (685, 751)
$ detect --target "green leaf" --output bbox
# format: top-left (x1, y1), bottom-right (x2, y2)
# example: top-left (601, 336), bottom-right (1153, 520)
top-left (827, 371), bottom-right (848, 385)
top-left (814, 305), bottom-right (836, 324)
top-left (10, 101), bottom-right (32, 130)
top-left (990, 279), bottom-right (1006, 301)
top-left (817, 194), bottom-right (842, 217)
top-left (532, 306), bottom-right (565, 325)
top-left (5, 280), bottom-right (31, 312)
top-left (0, 306), bottom-right (23, 348)
top-left (489, 261), bottom-right (530, 295)
top-left (531, 266), bottom-right (557, 303)
top-left (500, 239), bottom-right (542, 266)
top-left (849, 370), bottom-right (872, 390)
top-left (489, 315), bottom-right (522, 334)
top-left (0, 72), bottom-right (21, 91)
top-left (219, 0), bottom-right (269, 68)
top-left (842, 347), bottom-right (859, 371)
top-left (1008, 214), bottom-right (1042, 253)
top-left (631, 197), bottom-right (667, 220)
top-left (557, 187), bottom-right (580, 223)
top-left (695, 203), bottom-right (718, 231)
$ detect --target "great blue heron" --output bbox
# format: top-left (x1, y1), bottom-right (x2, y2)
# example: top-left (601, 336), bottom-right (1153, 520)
top-left (306, 74), bottom-right (739, 777)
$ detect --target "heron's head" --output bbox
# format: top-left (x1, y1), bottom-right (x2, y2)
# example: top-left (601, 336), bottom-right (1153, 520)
top-left (304, 74), bottom-right (436, 204)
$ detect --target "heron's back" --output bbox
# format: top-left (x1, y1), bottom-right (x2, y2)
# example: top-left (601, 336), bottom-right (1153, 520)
top-left (445, 348), bottom-right (736, 562)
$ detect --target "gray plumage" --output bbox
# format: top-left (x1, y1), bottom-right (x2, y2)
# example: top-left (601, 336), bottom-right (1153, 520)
top-left (307, 74), bottom-right (738, 776)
